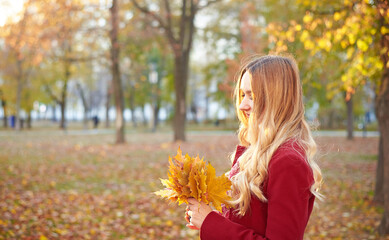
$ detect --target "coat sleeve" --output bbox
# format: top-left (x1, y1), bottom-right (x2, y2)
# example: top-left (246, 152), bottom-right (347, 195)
top-left (200, 153), bottom-right (314, 240)
top-left (200, 211), bottom-right (267, 240)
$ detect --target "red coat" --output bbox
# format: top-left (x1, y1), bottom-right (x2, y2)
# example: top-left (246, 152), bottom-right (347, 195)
top-left (200, 141), bottom-right (315, 240)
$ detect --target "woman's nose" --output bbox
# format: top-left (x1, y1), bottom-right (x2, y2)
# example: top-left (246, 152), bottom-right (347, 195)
top-left (239, 98), bottom-right (250, 111)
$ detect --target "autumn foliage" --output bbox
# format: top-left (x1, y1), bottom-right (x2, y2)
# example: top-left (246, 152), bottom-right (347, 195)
top-left (155, 148), bottom-right (232, 212)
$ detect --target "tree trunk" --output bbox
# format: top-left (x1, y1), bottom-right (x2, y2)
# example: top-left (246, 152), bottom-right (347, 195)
top-left (173, 54), bottom-right (189, 141)
top-left (110, 0), bottom-right (125, 144)
top-left (190, 102), bottom-right (198, 124)
top-left (15, 59), bottom-right (23, 131)
top-left (129, 105), bottom-right (136, 128)
top-left (142, 105), bottom-right (147, 126)
top-left (374, 136), bottom-right (384, 204)
top-left (76, 82), bottom-right (89, 129)
top-left (129, 84), bottom-right (137, 127)
top-left (60, 101), bottom-right (66, 129)
top-left (152, 101), bottom-right (160, 132)
top-left (52, 104), bottom-right (57, 122)
top-left (346, 94), bottom-right (353, 140)
top-left (60, 62), bottom-right (70, 129)
top-left (105, 85), bottom-right (111, 128)
top-left (27, 111), bottom-right (32, 129)
top-left (2, 98), bottom-right (7, 128)
top-left (377, 3), bottom-right (389, 234)
top-left (152, 75), bottom-right (161, 132)
top-left (59, 80), bottom-right (68, 129)
top-left (377, 69), bottom-right (389, 235)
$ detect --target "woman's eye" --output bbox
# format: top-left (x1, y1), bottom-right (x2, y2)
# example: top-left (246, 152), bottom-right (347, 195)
top-left (241, 94), bottom-right (245, 98)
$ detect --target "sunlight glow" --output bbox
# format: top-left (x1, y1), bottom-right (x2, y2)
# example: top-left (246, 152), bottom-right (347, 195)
top-left (0, 0), bottom-right (25, 26)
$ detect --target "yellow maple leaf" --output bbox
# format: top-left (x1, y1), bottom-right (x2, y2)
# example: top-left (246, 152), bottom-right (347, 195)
top-left (155, 189), bottom-right (177, 202)
top-left (198, 169), bottom-right (208, 203)
top-left (188, 168), bottom-right (199, 198)
top-left (155, 147), bottom-right (232, 212)
top-left (205, 164), bottom-right (232, 212)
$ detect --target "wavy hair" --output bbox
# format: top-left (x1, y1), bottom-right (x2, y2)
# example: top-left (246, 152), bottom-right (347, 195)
top-left (230, 54), bottom-right (323, 216)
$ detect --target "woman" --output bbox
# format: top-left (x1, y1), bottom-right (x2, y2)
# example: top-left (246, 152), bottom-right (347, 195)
top-left (186, 55), bottom-right (323, 240)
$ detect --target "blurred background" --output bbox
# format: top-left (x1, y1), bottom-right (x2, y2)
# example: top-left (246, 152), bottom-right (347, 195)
top-left (0, 0), bottom-right (388, 239)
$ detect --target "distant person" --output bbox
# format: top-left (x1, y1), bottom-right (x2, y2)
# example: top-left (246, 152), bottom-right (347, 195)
top-left (10, 115), bottom-right (15, 128)
top-left (92, 116), bottom-right (99, 129)
top-left (186, 55), bottom-right (323, 239)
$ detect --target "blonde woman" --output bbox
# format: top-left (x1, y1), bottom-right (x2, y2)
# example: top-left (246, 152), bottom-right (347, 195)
top-left (186, 55), bottom-right (322, 240)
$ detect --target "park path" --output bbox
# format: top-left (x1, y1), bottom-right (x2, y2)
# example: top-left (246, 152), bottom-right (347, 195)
top-left (0, 129), bottom-right (380, 137)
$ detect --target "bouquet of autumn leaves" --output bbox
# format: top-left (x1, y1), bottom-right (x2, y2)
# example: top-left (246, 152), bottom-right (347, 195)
top-left (155, 148), bottom-right (232, 212)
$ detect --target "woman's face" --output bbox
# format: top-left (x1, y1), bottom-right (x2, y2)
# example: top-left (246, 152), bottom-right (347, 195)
top-left (239, 71), bottom-right (253, 119)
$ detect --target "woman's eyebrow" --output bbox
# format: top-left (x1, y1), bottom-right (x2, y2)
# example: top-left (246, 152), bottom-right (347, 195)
top-left (241, 90), bottom-right (252, 94)
top-left (240, 86), bottom-right (251, 92)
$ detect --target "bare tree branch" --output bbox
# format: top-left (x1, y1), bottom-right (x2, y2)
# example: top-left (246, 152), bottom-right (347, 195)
top-left (162, 0), bottom-right (173, 36)
top-left (131, 0), bottom-right (178, 50)
top-left (44, 84), bottom-right (61, 104)
top-left (131, 0), bottom-right (167, 30)
top-left (179, 0), bottom-right (187, 48)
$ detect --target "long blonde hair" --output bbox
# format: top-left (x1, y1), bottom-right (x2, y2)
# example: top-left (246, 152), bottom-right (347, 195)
top-left (230, 54), bottom-right (323, 216)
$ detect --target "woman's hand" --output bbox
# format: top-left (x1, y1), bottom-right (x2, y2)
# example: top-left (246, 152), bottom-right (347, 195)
top-left (186, 198), bottom-right (213, 229)
top-left (185, 206), bottom-right (199, 230)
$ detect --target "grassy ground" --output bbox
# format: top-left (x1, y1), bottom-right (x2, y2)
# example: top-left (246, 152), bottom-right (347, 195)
top-left (0, 129), bottom-right (387, 239)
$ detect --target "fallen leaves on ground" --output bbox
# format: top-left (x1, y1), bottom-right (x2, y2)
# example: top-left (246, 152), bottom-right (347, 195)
top-left (0, 132), bottom-right (387, 239)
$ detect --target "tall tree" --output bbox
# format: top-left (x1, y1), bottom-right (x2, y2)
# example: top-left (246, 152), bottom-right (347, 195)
top-left (376, 0), bottom-right (389, 233)
top-left (131, 0), bottom-right (221, 141)
top-left (110, 0), bottom-right (125, 143)
top-left (268, 0), bottom-right (389, 234)
top-left (31, 0), bottom-right (101, 129)
top-left (0, 0), bottom-right (41, 130)
top-left (120, 3), bottom-right (172, 130)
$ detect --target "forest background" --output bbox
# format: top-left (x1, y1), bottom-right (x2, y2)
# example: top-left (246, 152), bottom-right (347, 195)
top-left (1, 0), bottom-right (389, 239)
